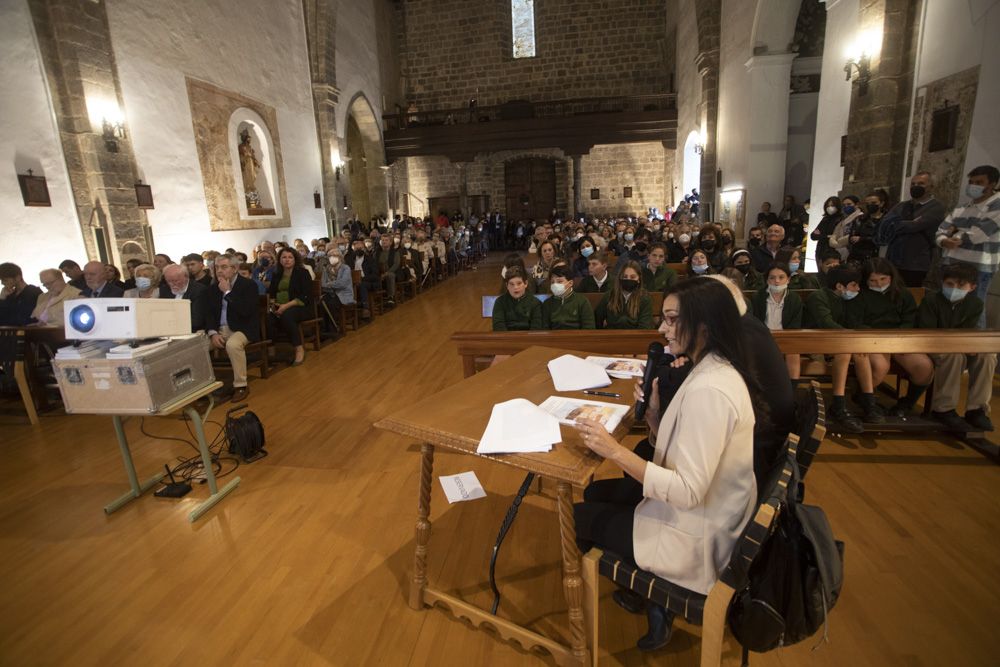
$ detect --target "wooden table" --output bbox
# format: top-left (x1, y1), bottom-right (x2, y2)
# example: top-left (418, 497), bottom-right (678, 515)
top-left (0, 325), bottom-right (66, 420)
top-left (375, 346), bottom-right (636, 666)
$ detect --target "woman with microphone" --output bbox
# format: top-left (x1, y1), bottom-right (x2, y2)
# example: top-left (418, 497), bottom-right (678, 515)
top-left (573, 277), bottom-right (762, 651)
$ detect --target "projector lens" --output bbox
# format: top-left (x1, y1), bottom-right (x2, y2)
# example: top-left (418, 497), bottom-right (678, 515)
top-left (69, 305), bottom-right (96, 333)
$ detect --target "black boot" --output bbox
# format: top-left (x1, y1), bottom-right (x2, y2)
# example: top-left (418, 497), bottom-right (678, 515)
top-left (890, 383), bottom-right (928, 417)
top-left (612, 588), bottom-right (645, 614)
top-left (637, 603), bottom-right (674, 651)
top-left (855, 392), bottom-right (886, 424)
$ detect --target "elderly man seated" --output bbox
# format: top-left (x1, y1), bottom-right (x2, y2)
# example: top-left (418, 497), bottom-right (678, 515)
top-left (162, 263), bottom-right (211, 332)
top-left (123, 264), bottom-right (162, 298)
top-left (78, 261), bottom-right (124, 298)
top-left (205, 254), bottom-right (260, 403)
top-left (30, 269), bottom-right (81, 326)
top-left (0, 263), bottom-right (43, 326)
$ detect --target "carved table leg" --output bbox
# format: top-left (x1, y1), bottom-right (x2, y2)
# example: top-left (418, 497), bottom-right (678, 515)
top-left (557, 481), bottom-right (589, 666)
top-left (410, 442), bottom-right (435, 610)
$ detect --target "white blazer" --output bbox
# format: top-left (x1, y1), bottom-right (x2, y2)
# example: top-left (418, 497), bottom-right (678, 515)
top-left (633, 352), bottom-right (756, 595)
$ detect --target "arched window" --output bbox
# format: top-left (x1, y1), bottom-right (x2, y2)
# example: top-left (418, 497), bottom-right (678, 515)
top-left (512, 0), bottom-right (536, 59)
top-left (227, 108), bottom-right (280, 219)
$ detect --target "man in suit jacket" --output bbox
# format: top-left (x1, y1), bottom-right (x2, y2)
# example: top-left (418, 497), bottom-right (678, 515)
top-left (206, 254), bottom-right (260, 402)
top-left (30, 269), bottom-right (81, 326)
top-left (78, 261), bottom-right (124, 298)
top-left (162, 264), bottom-right (211, 333)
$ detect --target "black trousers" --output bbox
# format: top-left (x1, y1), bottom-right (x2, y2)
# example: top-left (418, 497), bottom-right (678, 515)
top-left (271, 304), bottom-right (309, 346)
top-left (573, 439), bottom-right (656, 560)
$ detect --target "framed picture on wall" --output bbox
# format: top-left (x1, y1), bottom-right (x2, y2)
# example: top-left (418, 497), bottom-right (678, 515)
top-left (134, 182), bottom-right (154, 209)
top-left (590, 188), bottom-right (600, 200)
top-left (18, 172), bottom-right (51, 207)
top-left (623, 186), bottom-right (632, 198)
top-left (719, 188), bottom-right (746, 231)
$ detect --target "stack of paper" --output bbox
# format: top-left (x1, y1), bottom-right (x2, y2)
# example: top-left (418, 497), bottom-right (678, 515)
top-left (546, 354), bottom-right (612, 391)
top-left (106, 339), bottom-right (171, 359)
top-left (54, 341), bottom-right (115, 360)
top-left (477, 398), bottom-right (562, 454)
top-left (538, 396), bottom-right (630, 433)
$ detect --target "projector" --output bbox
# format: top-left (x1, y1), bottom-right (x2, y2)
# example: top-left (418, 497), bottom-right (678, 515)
top-left (64, 298), bottom-right (192, 340)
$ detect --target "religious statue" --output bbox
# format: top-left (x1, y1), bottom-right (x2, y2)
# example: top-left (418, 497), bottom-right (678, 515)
top-left (238, 128), bottom-right (262, 208)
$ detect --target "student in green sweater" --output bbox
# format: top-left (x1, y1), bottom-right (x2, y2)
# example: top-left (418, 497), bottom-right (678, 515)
top-left (804, 266), bottom-right (869, 433)
top-left (595, 260), bottom-right (654, 329)
top-left (918, 262), bottom-right (995, 431)
top-left (498, 253), bottom-right (536, 296)
top-left (492, 267), bottom-right (543, 331)
top-left (641, 243), bottom-right (678, 292)
top-left (776, 247), bottom-right (821, 290)
top-left (578, 250), bottom-right (612, 293)
top-left (860, 257), bottom-right (934, 417)
top-left (541, 264), bottom-right (595, 329)
top-left (751, 263), bottom-right (803, 381)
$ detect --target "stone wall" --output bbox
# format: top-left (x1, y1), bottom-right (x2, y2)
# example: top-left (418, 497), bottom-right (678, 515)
top-left (397, 0), bottom-right (669, 111)
top-left (577, 143), bottom-right (667, 217)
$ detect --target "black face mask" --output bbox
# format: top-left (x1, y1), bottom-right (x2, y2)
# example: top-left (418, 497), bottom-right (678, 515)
top-left (749, 238), bottom-right (762, 248)
top-left (910, 185), bottom-right (926, 199)
top-left (866, 203), bottom-right (880, 215)
top-left (702, 240), bottom-right (716, 251)
top-left (620, 279), bottom-right (640, 292)
top-left (735, 263), bottom-right (750, 275)
top-left (634, 242), bottom-right (648, 254)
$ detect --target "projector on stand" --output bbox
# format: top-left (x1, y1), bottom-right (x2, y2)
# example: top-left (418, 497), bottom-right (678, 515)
top-left (65, 298), bottom-right (191, 340)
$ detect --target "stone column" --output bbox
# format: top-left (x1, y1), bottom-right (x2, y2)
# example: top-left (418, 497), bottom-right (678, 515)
top-left (744, 53), bottom-right (798, 231)
top-left (571, 155), bottom-right (583, 216)
top-left (312, 84), bottom-right (340, 236)
top-left (696, 48), bottom-right (720, 219)
top-left (28, 0), bottom-right (149, 264)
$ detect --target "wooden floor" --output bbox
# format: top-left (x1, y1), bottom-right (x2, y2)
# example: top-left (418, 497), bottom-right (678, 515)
top-left (1, 256), bottom-right (998, 666)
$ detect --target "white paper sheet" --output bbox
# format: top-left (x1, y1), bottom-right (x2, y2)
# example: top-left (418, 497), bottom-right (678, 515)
top-left (476, 398), bottom-right (563, 454)
top-left (546, 354), bottom-right (612, 391)
top-left (439, 472), bottom-right (487, 503)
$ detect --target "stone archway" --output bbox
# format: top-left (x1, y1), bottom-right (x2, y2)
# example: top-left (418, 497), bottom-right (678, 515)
top-left (682, 130), bottom-right (702, 203)
top-left (344, 93), bottom-right (387, 225)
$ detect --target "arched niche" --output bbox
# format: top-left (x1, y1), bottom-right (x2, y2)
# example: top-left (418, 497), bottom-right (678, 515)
top-left (343, 93), bottom-right (387, 223)
top-left (227, 108), bottom-right (281, 220)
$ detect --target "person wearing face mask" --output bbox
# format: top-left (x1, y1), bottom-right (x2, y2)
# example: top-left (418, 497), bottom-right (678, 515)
top-left (595, 261), bottom-right (653, 329)
top-left (810, 196), bottom-right (844, 258)
top-left (492, 267), bottom-right (543, 331)
top-left (750, 263), bottom-right (803, 381)
top-left (695, 224), bottom-right (727, 271)
top-left (802, 266), bottom-right (867, 433)
top-left (687, 249), bottom-right (714, 276)
top-left (375, 236), bottom-right (400, 307)
top-left (936, 164), bottom-right (1000, 328)
top-left (918, 263), bottom-right (996, 431)
top-left (667, 228), bottom-right (691, 262)
top-left (123, 264), bottom-right (161, 299)
top-left (252, 249), bottom-right (277, 291)
top-left (571, 236), bottom-right (598, 281)
top-left (729, 249), bottom-right (763, 290)
top-left (345, 239), bottom-right (379, 318)
top-left (828, 195), bottom-right (865, 261)
top-left (320, 249), bottom-right (355, 329)
top-left (858, 258), bottom-right (934, 419)
top-left (775, 248), bottom-right (820, 289)
top-left (877, 172), bottom-right (947, 288)
top-left (541, 264), bottom-right (595, 329)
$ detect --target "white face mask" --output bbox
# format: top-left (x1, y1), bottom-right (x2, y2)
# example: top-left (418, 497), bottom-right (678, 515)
top-left (550, 282), bottom-right (567, 297)
top-left (330, 257), bottom-right (340, 266)
top-left (404, 242), bottom-right (412, 249)
top-left (870, 283), bottom-right (890, 293)
top-left (135, 277), bottom-right (152, 290)
top-left (841, 289), bottom-right (859, 301)
top-left (678, 233), bottom-right (691, 245)
top-left (967, 184), bottom-right (986, 199)
top-left (768, 283), bottom-right (788, 294)
top-left (825, 206), bottom-right (838, 215)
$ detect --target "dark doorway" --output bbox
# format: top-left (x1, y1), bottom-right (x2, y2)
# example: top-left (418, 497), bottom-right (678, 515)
top-left (505, 157), bottom-right (556, 221)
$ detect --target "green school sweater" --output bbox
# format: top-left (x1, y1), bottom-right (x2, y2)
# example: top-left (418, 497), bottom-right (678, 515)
top-left (860, 288), bottom-right (917, 328)
top-left (804, 288), bottom-right (864, 328)
top-left (750, 288), bottom-right (803, 329)
top-left (491, 292), bottom-right (543, 331)
top-left (578, 274), bottom-right (612, 294)
top-left (595, 292), bottom-right (654, 329)
top-left (641, 265), bottom-right (678, 292)
top-left (541, 290), bottom-right (595, 330)
top-left (916, 290), bottom-right (982, 329)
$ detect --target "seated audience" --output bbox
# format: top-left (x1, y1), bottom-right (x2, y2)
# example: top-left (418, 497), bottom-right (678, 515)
top-left (238, 263), bottom-right (266, 294)
top-left (817, 249), bottom-right (842, 275)
top-left (345, 238), bottom-right (379, 318)
top-left (730, 249), bottom-right (762, 290)
top-left (687, 248), bottom-right (714, 276)
top-left (642, 243), bottom-right (678, 292)
top-left (123, 264), bottom-right (161, 298)
top-left (153, 254), bottom-right (172, 272)
top-left (376, 236), bottom-right (399, 306)
top-left (595, 260), bottom-right (653, 329)
top-left (541, 264), bottom-right (595, 329)
top-left (104, 264), bottom-right (126, 290)
top-left (30, 269), bottom-right (81, 326)
top-left (492, 267), bottom-right (542, 331)
top-left (499, 253), bottom-right (536, 295)
top-left (206, 254), bottom-right (260, 402)
top-left (776, 248), bottom-right (820, 289)
top-left (918, 263), bottom-right (995, 431)
top-left (695, 224), bottom-right (727, 271)
top-left (860, 257), bottom-right (934, 417)
top-left (162, 263), bottom-right (211, 332)
top-left (122, 258), bottom-right (142, 290)
top-left (58, 259), bottom-right (87, 291)
top-left (79, 260), bottom-right (124, 298)
top-left (530, 240), bottom-right (557, 291)
top-left (320, 249), bottom-right (355, 326)
top-left (751, 263), bottom-right (803, 381)
top-left (268, 247), bottom-right (312, 365)
top-left (0, 263), bottom-right (44, 326)
top-left (750, 223), bottom-right (786, 272)
top-left (571, 236), bottom-right (598, 280)
top-left (578, 250), bottom-right (611, 293)
top-left (184, 253), bottom-right (214, 287)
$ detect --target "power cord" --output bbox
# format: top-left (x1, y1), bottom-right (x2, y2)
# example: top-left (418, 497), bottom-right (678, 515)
top-left (140, 415), bottom-right (241, 484)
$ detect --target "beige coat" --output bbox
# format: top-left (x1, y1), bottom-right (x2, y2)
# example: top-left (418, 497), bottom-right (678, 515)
top-left (634, 352), bottom-right (756, 595)
top-left (30, 285), bottom-right (81, 326)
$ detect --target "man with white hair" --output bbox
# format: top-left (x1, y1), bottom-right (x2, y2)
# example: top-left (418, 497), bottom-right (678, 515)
top-left (162, 263), bottom-right (212, 332)
top-left (79, 260), bottom-right (124, 298)
top-left (30, 269), bottom-right (80, 326)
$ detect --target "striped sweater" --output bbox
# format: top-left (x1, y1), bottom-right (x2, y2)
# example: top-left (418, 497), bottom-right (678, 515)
top-left (935, 192), bottom-right (1000, 272)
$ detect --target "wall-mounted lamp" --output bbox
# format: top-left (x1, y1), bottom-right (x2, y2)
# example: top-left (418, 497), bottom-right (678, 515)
top-left (844, 29), bottom-right (882, 96)
top-left (87, 95), bottom-right (126, 152)
top-left (693, 130), bottom-right (705, 155)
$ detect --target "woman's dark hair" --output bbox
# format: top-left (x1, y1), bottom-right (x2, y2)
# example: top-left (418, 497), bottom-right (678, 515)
top-left (537, 240), bottom-right (557, 261)
top-left (766, 262), bottom-right (791, 280)
top-left (863, 257), bottom-right (905, 302)
top-left (666, 277), bottom-right (767, 421)
top-left (608, 260), bottom-right (647, 320)
top-left (774, 248), bottom-right (800, 266)
top-left (273, 247), bottom-right (301, 282)
top-left (823, 196), bottom-right (841, 212)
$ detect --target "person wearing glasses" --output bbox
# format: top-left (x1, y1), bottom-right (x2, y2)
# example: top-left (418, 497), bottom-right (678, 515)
top-left (28, 268), bottom-right (80, 327)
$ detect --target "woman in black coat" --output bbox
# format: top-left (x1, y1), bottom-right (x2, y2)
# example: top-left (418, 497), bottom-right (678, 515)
top-left (269, 247), bottom-right (313, 365)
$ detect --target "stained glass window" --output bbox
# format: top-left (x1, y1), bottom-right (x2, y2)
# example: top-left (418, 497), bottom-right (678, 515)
top-left (512, 0), bottom-right (536, 58)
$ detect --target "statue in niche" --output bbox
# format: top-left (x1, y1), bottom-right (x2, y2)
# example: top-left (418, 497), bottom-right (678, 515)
top-left (238, 128), bottom-right (262, 209)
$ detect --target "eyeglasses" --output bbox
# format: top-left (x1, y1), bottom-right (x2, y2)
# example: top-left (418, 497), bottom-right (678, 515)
top-left (662, 313), bottom-right (679, 326)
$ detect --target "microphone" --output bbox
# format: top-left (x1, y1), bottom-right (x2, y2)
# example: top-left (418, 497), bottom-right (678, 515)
top-left (635, 341), bottom-right (665, 421)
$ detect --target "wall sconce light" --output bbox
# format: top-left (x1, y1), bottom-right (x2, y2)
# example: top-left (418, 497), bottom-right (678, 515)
top-left (87, 95), bottom-right (126, 152)
top-left (844, 29), bottom-right (882, 96)
top-left (102, 118), bottom-right (126, 152)
top-left (693, 130), bottom-right (705, 155)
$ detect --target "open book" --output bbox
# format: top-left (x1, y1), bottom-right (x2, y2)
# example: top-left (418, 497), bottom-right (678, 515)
top-left (584, 356), bottom-right (646, 379)
top-left (538, 396), bottom-right (629, 433)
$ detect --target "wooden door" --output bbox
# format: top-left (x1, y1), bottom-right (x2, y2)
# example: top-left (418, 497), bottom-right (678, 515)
top-left (505, 158), bottom-right (555, 221)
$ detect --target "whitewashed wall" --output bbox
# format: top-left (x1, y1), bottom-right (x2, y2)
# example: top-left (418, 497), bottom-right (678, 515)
top-left (106, 0), bottom-right (326, 258)
top-left (716, 0), bottom-right (754, 222)
top-left (671, 0), bottom-right (703, 208)
top-left (0, 0), bottom-right (85, 283)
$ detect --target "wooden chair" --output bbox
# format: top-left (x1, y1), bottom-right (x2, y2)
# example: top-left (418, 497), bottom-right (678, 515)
top-left (0, 328), bottom-right (39, 425)
top-left (211, 294), bottom-right (272, 380)
top-left (396, 258), bottom-right (418, 302)
top-left (352, 269), bottom-right (385, 317)
top-left (581, 435), bottom-right (799, 667)
top-left (297, 279), bottom-right (323, 352)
